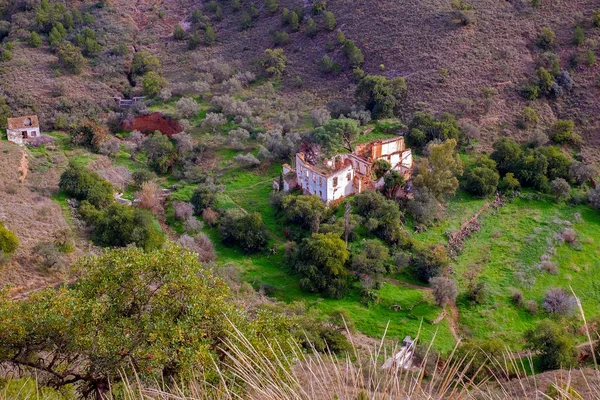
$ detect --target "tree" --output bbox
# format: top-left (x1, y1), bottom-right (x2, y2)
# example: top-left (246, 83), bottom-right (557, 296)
top-left (188, 32), bottom-right (201, 49)
top-left (573, 24), bottom-right (584, 46)
top-left (352, 191), bottom-right (403, 244)
top-left (289, 12), bottom-right (299, 31)
top-left (306, 17), bottom-right (317, 37)
top-left (499, 172), bottom-right (520, 192)
top-left (59, 164), bottom-right (113, 208)
top-left (525, 320), bottom-right (577, 371)
top-left (136, 181), bottom-right (163, 214)
top-left (538, 146), bottom-right (570, 181)
top-left (318, 118), bottom-right (361, 152)
top-left (0, 222), bottom-right (18, 257)
top-left (430, 277), bottom-right (458, 306)
top-left (28, 31), bottom-right (42, 48)
top-left (265, 0), bottom-right (279, 13)
top-left (294, 233), bottom-right (349, 298)
top-left (383, 170), bottom-right (405, 199)
top-left (0, 246), bottom-right (293, 397)
top-left (173, 24), bottom-right (185, 40)
top-left (537, 27), bottom-right (556, 50)
top-left (262, 48), bottom-right (287, 78)
top-left (343, 40), bottom-right (364, 67)
top-left (548, 120), bottom-right (581, 145)
top-left (282, 194), bottom-right (326, 232)
top-left (219, 210), bottom-right (269, 253)
top-left (550, 178), bottom-right (571, 201)
top-left (406, 112), bottom-right (463, 148)
top-left (142, 71), bottom-right (169, 97)
top-left (191, 185), bottom-right (219, 214)
top-left (204, 24), bottom-right (216, 45)
top-left (413, 139), bottom-right (464, 202)
top-left (351, 239), bottom-right (389, 279)
top-left (323, 11), bottom-right (336, 30)
top-left (132, 50), bottom-right (161, 76)
top-left (85, 203), bottom-right (164, 250)
top-left (491, 137), bottom-right (523, 175)
top-left (411, 245), bottom-right (449, 282)
top-left (569, 162), bottom-right (595, 185)
top-left (143, 132), bottom-right (176, 174)
top-left (355, 75), bottom-right (407, 119)
top-left (463, 156), bottom-right (499, 197)
top-left (176, 97), bottom-right (200, 118)
top-left (590, 187), bottom-right (600, 209)
top-left (57, 43), bottom-right (86, 74)
top-left (240, 11), bottom-right (253, 30)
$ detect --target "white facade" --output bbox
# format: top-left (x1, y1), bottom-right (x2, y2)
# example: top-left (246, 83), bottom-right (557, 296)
top-left (285, 137), bottom-right (414, 204)
top-left (6, 116), bottom-right (40, 145)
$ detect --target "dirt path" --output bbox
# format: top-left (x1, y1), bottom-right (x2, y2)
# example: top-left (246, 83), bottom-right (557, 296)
top-left (18, 150), bottom-right (28, 182)
top-left (447, 304), bottom-right (460, 342)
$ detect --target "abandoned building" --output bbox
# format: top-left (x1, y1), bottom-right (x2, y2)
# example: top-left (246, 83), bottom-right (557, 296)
top-left (277, 137), bottom-right (413, 203)
top-left (6, 115), bottom-right (40, 145)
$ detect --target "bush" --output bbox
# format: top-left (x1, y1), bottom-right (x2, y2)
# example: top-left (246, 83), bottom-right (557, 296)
top-left (202, 113), bottom-right (227, 133)
top-left (32, 241), bottom-right (63, 268)
top-left (175, 97), bottom-right (200, 118)
top-left (511, 289), bottom-right (524, 307)
top-left (273, 30), bottom-right (289, 45)
top-left (142, 71), bottom-right (169, 97)
top-left (173, 202), bottom-right (194, 221)
top-left (282, 194), bottom-right (326, 232)
top-left (573, 25), bottom-right (584, 46)
top-left (219, 210), bottom-right (269, 253)
top-left (548, 120), bottom-right (580, 145)
top-left (173, 24), bottom-right (186, 40)
top-left (550, 178), bottom-right (571, 200)
top-left (594, 10), bottom-right (600, 27)
top-left (202, 208), bottom-right (219, 226)
top-left (499, 172), bottom-right (520, 193)
top-left (59, 164), bottom-right (113, 208)
top-left (350, 239), bottom-right (389, 279)
top-left (262, 48), bottom-right (287, 78)
top-left (294, 233), bottom-right (349, 298)
top-left (430, 277), bottom-right (458, 306)
top-left (569, 162), bottom-right (595, 185)
top-left (191, 186), bottom-right (219, 214)
top-left (323, 11), bottom-right (336, 30)
top-left (517, 107), bottom-right (538, 129)
top-left (406, 112), bottom-right (463, 148)
top-left (265, 0), bottom-right (279, 13)
top-left (537, 27), bottom-right (556, 50)
top-left (319, 55), bottom-right (341, 73)
top-left (542, 287), bottom-right (576, 315)
top-left (525, 320), bottom-right (577, 371)
top-left (57, 43), bottom-right (86, 74)
top-left (143, 132), bottom-right (176, 174)
top-left (131, 169), bottom-right (155, 190)
top-left (464, 157), bottom-right (499, 197)
top-left (28, 31), bottom-right (42, 48)
top-left (0, 222), bottom-right (19, 257)
top-left (289, 12), bottom-right (299, 31)
top-left (306, 18), bottom-right (317, 37)
top-left (411, 245), bottom-right (449, 282)
top-left (343, 40), bottom-right (364, 67)
top-left (311, 107), bottom-right (331, 126)
top-left (355, 75), bottom-right (407, 119)
top-left (176, 233), bottom-right (216, 262)
top-left (589, 187), bottom-right (600, 209)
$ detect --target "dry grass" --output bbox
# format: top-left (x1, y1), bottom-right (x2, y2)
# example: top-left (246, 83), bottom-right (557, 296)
top-left (0, 141), bottom-right (80, 296)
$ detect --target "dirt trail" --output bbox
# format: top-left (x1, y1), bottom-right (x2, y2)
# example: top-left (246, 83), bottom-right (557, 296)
top-left (18, 150), bottom-right (28, 182)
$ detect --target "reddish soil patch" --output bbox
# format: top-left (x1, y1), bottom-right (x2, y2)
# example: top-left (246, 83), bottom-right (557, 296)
top-left (121, 112), bottom-right (183, 137)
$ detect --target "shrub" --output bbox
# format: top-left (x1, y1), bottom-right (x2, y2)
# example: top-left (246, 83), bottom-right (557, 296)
top-left (143, 132), bottom-right (176, 174)
top-left (562, 228), bottom-right (577, 244)
top-left (173, 202), bottom-right (194, 221)
top-left (57, 43), bottom-right (86, 73)
top-left (573, 24), bottom-right (584, 46)
top-left (59, 164), bottom-right (113, 208)
top-left (517, 107), bottom-right (538, 129)
top-left (548, 120), bottom-right (580, 145)
top-left (176, 97), bottom-right (200, 118)
top-left (32, 241), bottom-right (63, 268)
top-left (350, 239), bottom-right (389, 279)
top-left (306, 18), bottom-right (317, 37)
top-left (407, 187), bottom-right (440, 226)
top-left (0, 222), bottom-right (19, 256)
top-left (191, 186), bottom-right (219, 214)
top-left (588, 187), bottom-right (600, 209)
top-left (289, 12), bottom-right (299, 32)
top-left (464, 157), bottom-right (499, 197)
top-left (542, 287), bottom-right (576, 315)
top-left (311, 107), bottom-right (331, 126)
top-left (594, 10), bottom-right (600, 27)
top-left (525, 320), bottom-right (577, 371)
top-left (202, 113), bottom-right (227, 133)
top-left (234, 153), bottom-right (260, 168)
top-left (28, 31), bottom-right (42, 48)
top-left (550, 178), bottom-right (571, 200)
top-left (499, 172), bottom-right (520, 192)
top-left (228, 128), bottom-right (250, 149)
top-left (142, 71), bottom-right (169, 97)
top-left (323, 11), bottom-right (336, 30)
top-left (511, 289), bottom-right (524, 307)
top-left (569, 162), bottom-right (595, 185)
top-left (273, 30), bottom-right (289, 45)
top-left (294, 233), bottom-right (349, 298)
top-left (173, 24), bottom-right (185, 40)
top-left (537, 27), bottom-right (556, 50)
top-left (219, 210), bottom-right (269, 253)
top-left (262, 48), bottom-right (287, 78)
top-left (184, 216), bottom-right (203, 233)
top-left (406, 112), bottom-right (463, 148)
top-left (202, 208), bottom-right (219, 226)
top-left (132, 51), bottom-right (161, 76)
top-left (355, 74), bottom-right (406, 119)
top-left (411, 245), bottom-right (449, 282)
top-left (131, 169), bottom-right (155, 190)
top-left (28, 135), bottom-right (55, 148)
top-left (586, 50), bottom-right (596, 66)
top-left (319, 54), bottom-right (341, 73)
top-left (282, 195), bottom-right (326, 232)
top-left (204, 24), bottom-right (216, 45)
top-left (343, 40), bottom-right (364, 67)
top-left (176, 233), bottom-right (216, 262)
top-left (430, 277), bottom-right (458, 306)
top-left (265, 0), bottom-right (279, 13)
top-left (136, 181), bottom-right (163, 214)
top-left (188, 32), bottom-right (201, 49)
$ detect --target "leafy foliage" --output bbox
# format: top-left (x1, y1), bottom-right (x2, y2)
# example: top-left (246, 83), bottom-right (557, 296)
top-left (355, 74), bottom-right (407, 119)
top-left (525, 320), bottom-right (577, 371)
top-left (219, 210), bottom-right (269, 253)
top-left (59, 163), bottom-right (113, 208)
top-left (413, 139), bottom-right (463, 201)
top-left (0, 222), bottom-right (18, 256)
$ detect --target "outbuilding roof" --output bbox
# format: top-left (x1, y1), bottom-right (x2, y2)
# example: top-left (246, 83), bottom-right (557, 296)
top-left (7, 115), bottom-right (39, 130)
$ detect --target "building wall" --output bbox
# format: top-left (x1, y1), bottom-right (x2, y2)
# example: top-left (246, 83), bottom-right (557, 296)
top-left (296, 154), bottom-right (356, 203)
top-left (7, 127), bottom-right (40, 145)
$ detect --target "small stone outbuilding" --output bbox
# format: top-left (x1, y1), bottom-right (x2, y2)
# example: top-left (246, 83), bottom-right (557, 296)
top-left (6, 115), bottom-right (40, 145)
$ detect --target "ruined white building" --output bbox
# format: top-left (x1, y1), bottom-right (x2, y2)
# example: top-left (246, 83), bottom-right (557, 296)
top-left (6, 115), bottom-right (40, 145)
top-left (278, 137), bottom-right (413, 204)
